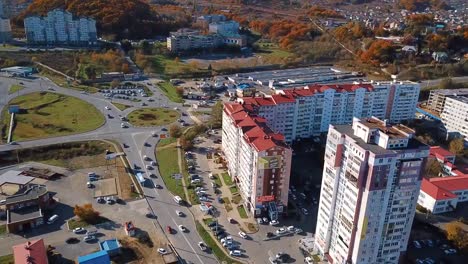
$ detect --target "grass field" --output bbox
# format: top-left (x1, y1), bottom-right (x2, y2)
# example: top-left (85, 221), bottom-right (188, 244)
top-left (8, 84), bottom-right (24, 94)
top-left (2, 92), bottom-right (104, 141)
top-left (221, 172), bottom-right (234, 186)
top-left (212, 174), bottom-right (223, 187)
top-left (195, 221), bottom-right (240, 264)
top-left (229, 186), bottom-right (238, 194)
top-left (156, 138), bottom-right (186, 200)
top-left (127, 108), bottom-right (179, 127)
top-left (39, 70), bottom-right (99, 93)
top-left (237, 205), bottom-right (248, 219)
top-left (256, 42), bottom-right (292, 60)
top-left (67, 219), bottom-right (90, 229)
top-left (0, 254), bottom-right (13, 264)
top-left (157, 82), bottom-right (184, 103)
top-left (111, 102), bottom-right (132, 111)
top-left (0, 225), bottom-right (6, 235)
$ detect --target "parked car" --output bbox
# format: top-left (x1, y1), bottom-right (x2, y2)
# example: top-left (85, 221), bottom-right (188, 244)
top-left (276, 228), bottom-right (287, 235)
top-left (207, 221), bottom-right (218, 227)
top-left (270, 220), bottom-right (279, 226)
top-left (230, 250), bottom-right (241, 256)
top-left (166, 226), bottom-right (173, 234)
top-left (157, 248), bottom-right (167, 255)
top-left (178, 225), bottom-right (187, 232)
top-left (266, 232), bottom-right (275, 238)
top-left (198, 242), bottom-right (207, 251)
top-left (257, 218), bottom-right (263, 224)
top-left (301, 208), bottom-right (309, 215)
top-left (83, 235), bottom-right (95, 242)
top-left (176, 210), bottom-right (184, 217)
top-left (444, 248), bottom-right (457, 255)
top-left (238, 231), bottom-right (247, 239)
top-left (413, 240), bottom-right (422, 249)
top-left (73, 227), bottom-right (86, 234)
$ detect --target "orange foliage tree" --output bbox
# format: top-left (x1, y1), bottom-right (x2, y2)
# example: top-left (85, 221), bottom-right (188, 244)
top-left (74, 203), bottom-right (100, 224)
top-left (360, 40), bottom-right (396, 66)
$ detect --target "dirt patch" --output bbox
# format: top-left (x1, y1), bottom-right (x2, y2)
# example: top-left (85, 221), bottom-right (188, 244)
top-left (139, 113), bottom-right (157, 120)
top-left (118, 236), bottom-right (165, 264)
top-left (94, 178), bottom-right (118, 197)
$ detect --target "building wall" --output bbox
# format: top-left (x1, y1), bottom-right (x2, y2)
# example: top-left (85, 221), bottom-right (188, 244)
top-left (417, 191), bottom-right (458, 214)
top-left (0, 18), bottom-right (12, 43)
top-left (441, 96), bottom-right (468, 141)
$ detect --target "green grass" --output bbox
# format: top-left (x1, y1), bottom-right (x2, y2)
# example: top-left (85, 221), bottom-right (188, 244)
top-left (39, 71), bottom-right (99, 93)
top-left (8, 84), bottom-right (24, 94)
top-left (67, 219), bottom-right (90, 229)
top-left (0, 254), bottom-right (13, 264)
top-left (231, 194), bottom-right (242, 204)
top-left (156, 138), bottom-right (186, 200)
top-left (212, 174), bottom-right (223, 187)
top-left (127, 108), bottom-right (180, 127)
top-left (157, 82), bottom-right (184, 103)
top-left (255, 42), bottom-right (292, 62)
top-left (111, 102), bottom-right (132, 111)
top-left (237, 205), bottom-right (248, 219)
top-left (202, 218), bottom-right (214, 226)
top-left (221, 172), bottom-right (234, 186)
top-left (195, 221), bottom-right (241, 264)
top-left (1, 92), bottom-right (105, 141)
top-left (229, 186), bottom-right (239, 194)
top-left (0, 225), bottom-right (6, 235)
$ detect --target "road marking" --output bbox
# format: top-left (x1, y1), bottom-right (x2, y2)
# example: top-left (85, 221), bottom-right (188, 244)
top-left (170, 217), bottom-right (205, 264)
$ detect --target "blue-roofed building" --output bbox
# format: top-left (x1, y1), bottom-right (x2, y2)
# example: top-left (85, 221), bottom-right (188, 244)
top-left (77, 250), bottom-right (110, 264)
top-left (99, 239), bottom-right (121, 256)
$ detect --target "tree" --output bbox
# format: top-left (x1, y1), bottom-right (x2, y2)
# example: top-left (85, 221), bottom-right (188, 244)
top-left (74, 203), bottom-right (100, 224)
top-left (360, 40), bottom-right (396, 66)
top-left (209, 101), bottom-right (223, 129)
top-left (445, 221), bottom-right (468, 250)
top-left (176, 87), bottom-right (184, 97)
top-left (120, 40), bottom-right (132, 53)
top-left (449, 138), bottom-right (465, 155)
top-left (425, 159), bottom-right (443, 177)
top-left (110, 79), bottom-right (120, 88)
top-left (180, 135), bottom-right (193, 150)
top-left (140, 40), bottom-right (153, 55)
top-left (169, 124), bottom-right (182, 138)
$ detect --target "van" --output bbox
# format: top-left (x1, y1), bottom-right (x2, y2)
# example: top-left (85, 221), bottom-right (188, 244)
top-left (47, 214), bottom-right (59, 224)
top-left (174, 196), bottom-right (183, 204)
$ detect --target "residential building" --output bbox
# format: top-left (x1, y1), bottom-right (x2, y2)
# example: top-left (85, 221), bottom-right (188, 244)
top-left (24, 9), bottom-right (97, 46)
top-left (0, 18), bottom-right (12, 43)
top-left (440, 95), bottom-right (468, 142)
top-left (13, 239), bottom-right (48, 264)
top-left (428, 146), bottom-right (456, 175)
top-left (427, 88), bottom-right (468, 114)
top-left (196, 14), bottom-right (226, 28)
top-left (222, 102), bottom-right (292, 219)
top-left (166, 29), bottom-right (223, 52)
top-left (209, 20), bottom-right (239, 36)
top-left (314, 117), bottom-right (429, 264)
top-left (237, 81), bottom-right (420, 143)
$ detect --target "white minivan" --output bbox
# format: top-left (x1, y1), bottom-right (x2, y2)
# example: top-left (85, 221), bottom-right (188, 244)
top-left (174, 196), bottom-right (183, 204)
top-left (47, 214), bottom-right (59, 224)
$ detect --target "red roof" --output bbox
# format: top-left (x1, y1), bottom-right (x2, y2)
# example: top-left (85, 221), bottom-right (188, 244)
top-left (13, 239), bottom-right (48, 264)
top-left (420, 178), bottom-right (457, 200)
top-left (429, 175), bottom-right (468, 191)
top-left (429, 146), bottom-right (455, 161)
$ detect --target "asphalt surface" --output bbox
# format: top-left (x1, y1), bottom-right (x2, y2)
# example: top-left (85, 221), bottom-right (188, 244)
top-left (0, 75), bottom-right (215, 264)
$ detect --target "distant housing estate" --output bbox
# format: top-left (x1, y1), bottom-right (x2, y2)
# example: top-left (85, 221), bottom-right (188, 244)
top-left (24, 9), bottom-right (97, 46)
top-left (0, 18), bottom-right (12, 43)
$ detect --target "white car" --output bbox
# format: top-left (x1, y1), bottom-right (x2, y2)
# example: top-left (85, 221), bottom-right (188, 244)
top-left (305, 257), bottom-right (313, 264)
top-left (238, 231), bottom-right (247, 239)
top-left (269, 220), bottom-right (279, 226)
top-left (178, 225), bottom-right (187, 232)
top-left (287, 226), bottom-right (295, 232)
top-left (176, 210), bottom-right (183, 217)
top-left (276, 228), bottom-right (287, 235)
top-left (221, 236), bottom-right (233, 244)
top-left (198, 241), bottom-right (207, 251)
top-left (230, 250), bottom-right (241, 256)
top-left (83, 235), bottom-right (95, 242)
top-left (105, 106), bottom-right (110, 110)
top-left (73, 227), bottom-right (86, 234)
top-left (157, 248), bottom-right (167, 255)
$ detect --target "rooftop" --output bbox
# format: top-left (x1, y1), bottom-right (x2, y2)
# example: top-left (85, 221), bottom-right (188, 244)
top-left (359, 117), bottom-right (415, 139)
top-left (446, 95), bottom-right (468, 104)
top-left (13, 239), bottom-right (48, 264)
top-left (78, 250), bottom-right (110, 264)
top-left (8, 205), bottom-right (42, 223)
top-left (5, 185), bottom-right (48, 205)
top-left (0, 170), bottom-right (34, 187)
top-left (429, 88), bottom-right (468, 96)
top-left (420, 178), bottom-right (457, 200)
top-left (429, 146), bottom-right (455, 161)
top-left (429, 175), bottom-right (468, 192)
top-left (99, 239), bottom-right (121, 252)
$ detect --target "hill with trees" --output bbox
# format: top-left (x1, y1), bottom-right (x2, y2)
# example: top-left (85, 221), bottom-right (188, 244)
top-left (13, 0), bottom-right (191, 40)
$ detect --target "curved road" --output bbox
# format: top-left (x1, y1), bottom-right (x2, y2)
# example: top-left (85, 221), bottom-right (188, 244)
top-left (0, 75), bottom-right (217, 264)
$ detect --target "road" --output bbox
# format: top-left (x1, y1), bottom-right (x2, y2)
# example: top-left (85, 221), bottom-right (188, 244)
top-left (0, 75), bottom-right (216, 264)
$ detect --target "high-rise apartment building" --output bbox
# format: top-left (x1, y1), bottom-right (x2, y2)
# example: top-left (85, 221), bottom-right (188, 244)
top-left (0, 18), bottom-right (12, 43)
top-left (314, 117), bottom-right (429, 264)
top-left (427, 88), bottom-right (468, 114)
top-left (222, 102), bottom-right (292, 219)
top-left (440, 95), bottom-right (468, 142)
top-left (24, 9), bottom-right (97, 46)
top-left (238, 81), bottom-right (420, 143)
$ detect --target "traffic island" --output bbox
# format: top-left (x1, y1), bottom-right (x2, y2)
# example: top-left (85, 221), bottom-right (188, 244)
top-left (127, 108), bottom-right (179, 127)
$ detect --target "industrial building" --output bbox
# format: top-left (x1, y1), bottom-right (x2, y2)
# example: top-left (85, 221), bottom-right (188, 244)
top-left (314, 117), bottom-right (429, 263)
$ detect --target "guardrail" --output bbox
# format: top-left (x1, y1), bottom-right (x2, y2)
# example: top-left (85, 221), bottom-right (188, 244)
top-left (7, 112), bottom-right (15, 143)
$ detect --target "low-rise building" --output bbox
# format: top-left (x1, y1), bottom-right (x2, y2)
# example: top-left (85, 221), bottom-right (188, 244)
top-left (418, 175), bottom-right (468, 214)
top-left (222, 102), bottom-right (291, 219)
top-left (13, 239), bottom-right (48, 264)
top-left (167, 29), bottom-right (223, 52)
top-left (196, 14), bottom-right (226, 28)
top-left (99, 239), bottom-right (121, 256)
top-left (209, 20), bottom-right (239, 36)
top-left (78, 250), bottom-right (111, 264)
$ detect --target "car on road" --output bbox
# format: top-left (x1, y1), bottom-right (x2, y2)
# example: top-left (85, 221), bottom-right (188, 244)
top-left (157, 248), bottom-right (167, 255)
top-left (152, 131), bottom-right (158, 137)
top-left (198, 242), bottom-right (207, 251)
top-left (413, 240), bottom-right (422, 248)
top-left (230, 250), bottom-right (241, 256)
top-left (105, 106), bottom-right (110, 110)
top-left (238, 231), bottom-right (247, 239)
top-left (301, 208), bottom-right (309, 215)
top-left (155, 184), bottom-right (162, 189)
top-left (176, 210), bottom-right (184, 217)
top-left (146, 165), bottom-right (152, 170)
top-left (144, 142), bottom-right (151, 147)
top-left (8, 141), bottom-right (18, 145)
top-left (107, 114), bottom-right (113, 118)
top-left (269, 220), bottom-right (279, 226)
top-left (444, 248), bottom-right (457, 255)
top-left (122, 143), bottom-right (129, 148)
top-left (83, 235), bottom-right (95, 242)
top-left (305, 257), bottom-right (313, 264)
top-left (166, 226), bottom-right (173, 234)
top-left (73, 227), bottom-right (86, 234)
top-left (19, 82), bottom-right (24, 85)
top-left (276, 228), bottom-right (287, 235)
top-left (120, 123), bottom-right (128, 128)
top-left (178, 225), bottom-right (187, 232)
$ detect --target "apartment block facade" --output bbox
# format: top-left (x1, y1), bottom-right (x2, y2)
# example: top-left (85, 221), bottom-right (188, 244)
top-left (24, 9), bottom-right (97, 46)
top-left (167, 30), bottom-right (223, 52)
top-left (0, 18), bottom-right (12, 43)
top-left (222, 103), bottom-right (291, 218)
top-left (209, 20), bottom-right (240, 36)
top-left (440, 95), bottom-right (468, 142)
top-left (427, 88), bottom-right (468, 114)
top-left (314, 117), bottom-right (429, 264)
top-left (238, 81), bottom-right (420, 143)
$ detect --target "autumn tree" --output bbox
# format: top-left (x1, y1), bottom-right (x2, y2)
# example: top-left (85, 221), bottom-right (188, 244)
top-left (209, 101), bottom-right (223, 129)
top-left (169, 124), bottom-right (182, 138)
top-left (427, 34), bottom-right (448, 51)
top-left (110, 79), bottom-right (120, 88)
top-left (74, 203), bottom-right (100, 224)
top-left (176, 87), bottom-right (184, 97)
top-left (179, 135), bottom-right (193, 150)
top-left (360, 40), bottom-right (396, 66)
top-left (449, 138), bottom-right (465, 155)
top-left (446, 221), bottom-right (468, 250)
top-left (425, 159), bottom-right (443, 177)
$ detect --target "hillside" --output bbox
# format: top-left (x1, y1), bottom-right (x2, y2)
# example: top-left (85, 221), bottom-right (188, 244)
top-left (13, 0), bottom-right (191, 40)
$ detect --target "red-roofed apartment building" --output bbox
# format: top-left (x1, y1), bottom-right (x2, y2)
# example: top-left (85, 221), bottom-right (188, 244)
top-left (235, 81), bottom-right (419, 143)
top-left (222, 102), bottom-right (292, 218)
top-left (13, 239), bottom-right (48, 264)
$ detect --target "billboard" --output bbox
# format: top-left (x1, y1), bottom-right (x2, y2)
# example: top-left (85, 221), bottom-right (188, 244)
top-left (258, 155), bottom-right (281, 170)
top-left (257, 195), bottom-right (275, 203)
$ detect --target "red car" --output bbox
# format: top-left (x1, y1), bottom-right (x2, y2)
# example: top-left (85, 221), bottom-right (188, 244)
top-left (166, 226), bottom-right (173, 234)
